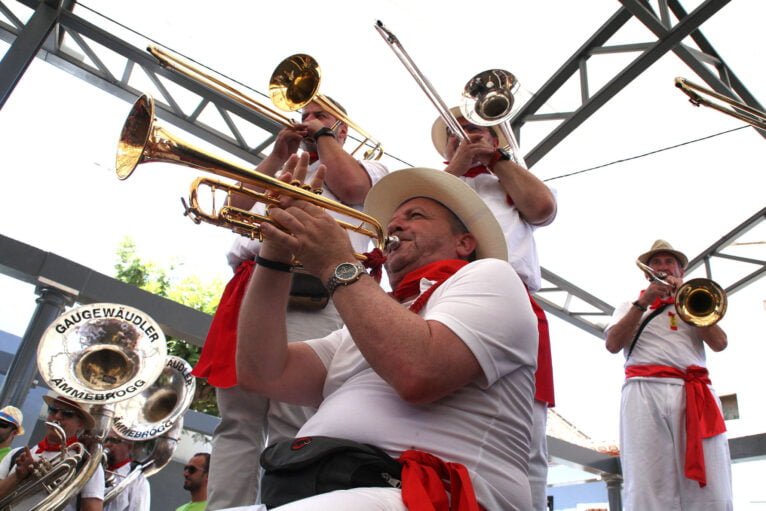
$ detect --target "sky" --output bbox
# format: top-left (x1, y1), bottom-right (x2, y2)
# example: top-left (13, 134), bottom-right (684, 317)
top-left (0, 0), bottom-right (764, 506)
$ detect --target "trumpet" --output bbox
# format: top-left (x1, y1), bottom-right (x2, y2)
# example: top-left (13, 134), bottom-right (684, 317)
top-left (115, 94), bottom-right (397, 262)
top-left (148, 46), bottom-right (383, 160)
top-left (635, 260), bottom-right (727, 327)
top-left (675, 77), bottom-right (766, 131)
top-left (375, 21), bottom-right (525, 166)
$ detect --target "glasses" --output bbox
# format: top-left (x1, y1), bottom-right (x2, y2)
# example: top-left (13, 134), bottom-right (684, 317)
top-left (0, 421), bottom-right (14, 430)
top-left (183, 465), bottom-right (203, 475)
top-left (104, 437), bottom-right (123, 444)
top-left (47, 406), bottom-right (78, 419)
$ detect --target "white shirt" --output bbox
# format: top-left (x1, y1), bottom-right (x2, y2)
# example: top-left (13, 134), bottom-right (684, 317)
top-left (227, 159), bottom-right (389, 269)
top-left (104, 462), bottom-right (151, 511)
top-left (299, 259), bottom-right (538, 510)
top-left (459, 172), bottom-right (556, 291)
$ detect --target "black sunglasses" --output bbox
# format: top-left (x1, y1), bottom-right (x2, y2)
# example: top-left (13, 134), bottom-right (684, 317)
top-left (183, 465), bottom-right (204, 475)
top-left (47, 406), bottom-right (79, 419)
top-left (0, 421), bottom-right (14, 430)
top-left (104, 436), bottom-right (124, 444)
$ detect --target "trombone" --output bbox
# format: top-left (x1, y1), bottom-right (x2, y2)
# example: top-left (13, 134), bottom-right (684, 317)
top-left (148, 46), bottom-right (384, 160)
top-left (115, 94), bottom-right (396, 263)
top-left (375, 21), bottom-right (526, 166)
top-left (635, 260), bottom-right (727, 327)
top-left (675, 77), bottom-right (766, 131)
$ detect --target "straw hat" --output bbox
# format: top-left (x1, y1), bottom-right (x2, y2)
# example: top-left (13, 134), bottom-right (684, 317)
top-left (42, 395), bottom-right (96, 430)
top-left (637, 239), bottom-right (688, 269)
top-left (430, 106), bottom-right (510, 159)
top-left (0, 405), bottom-right (24, 435)
top-left (364, 168), bottom-right (508, 261)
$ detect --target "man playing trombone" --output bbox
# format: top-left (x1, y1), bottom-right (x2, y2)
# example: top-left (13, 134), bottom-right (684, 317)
top-left (192, 97), bottom-right (387, 510)
top-left (432, 107), bottom-right (557, 511)
top-left (605, 240), bottom-right (732, 510)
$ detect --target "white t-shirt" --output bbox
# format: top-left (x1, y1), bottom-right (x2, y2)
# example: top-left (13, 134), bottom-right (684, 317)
top-left (606, 301), bottom-right (707, 369)
top-left (459, 173), bottom-right (556, 291)
top-left (104, 462), bottom-right (151, 511)
top-left (299, 258), bottom-right (538, 510)
top-left (0, 445), bottom-right (105, 511)
top-left (227, 159), bottom-right (389, 269)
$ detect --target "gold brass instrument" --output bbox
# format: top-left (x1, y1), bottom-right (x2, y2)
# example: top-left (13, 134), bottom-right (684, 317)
top-left (0, 304), bottom-right (167, 511)
top-left (375, 21), bottom-right (526, 166)
top-left (270, 54), bottom-right (384, 160)
top-left (675, 77), bottom-right (766, 131)
top-left (116, 94), bottom-right (396, 261)
top-left (148, 45), bottom-right (383, 160)
top-left (636, 261), bottom-right (727, 327)
top-left (104, 356), bottom-right (195, 504)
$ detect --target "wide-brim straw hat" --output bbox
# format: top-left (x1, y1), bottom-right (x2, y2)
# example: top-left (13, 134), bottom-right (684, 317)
top-left (42, 395), bottom-right (96, 431)
top-left (430, 106), bottom-right (510, 159)
top-left (364, 168), bottom-right (508, 261)
top-left (637, 239), bottom-right (689, 269)
top-left (0, 406), bottom-right (24, 435)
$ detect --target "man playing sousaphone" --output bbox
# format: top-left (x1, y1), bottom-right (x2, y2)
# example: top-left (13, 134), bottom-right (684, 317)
top-left (605, 239), bottom-right (732, 509)
top-left (0, 394), bottom-right (105, 511)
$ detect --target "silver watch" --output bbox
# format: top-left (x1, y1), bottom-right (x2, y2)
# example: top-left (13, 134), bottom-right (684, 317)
top-left (326, 262), bottom-right (366, 296)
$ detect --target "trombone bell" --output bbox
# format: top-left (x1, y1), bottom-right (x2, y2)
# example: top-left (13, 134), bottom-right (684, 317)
top-left (676, 278), bottom-right (727, 327)
top-left (461, 69), bottom-right (519, 127)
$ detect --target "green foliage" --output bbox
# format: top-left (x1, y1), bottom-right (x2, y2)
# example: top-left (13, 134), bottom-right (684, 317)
top-left (114, 237), bottom-right (223, 416)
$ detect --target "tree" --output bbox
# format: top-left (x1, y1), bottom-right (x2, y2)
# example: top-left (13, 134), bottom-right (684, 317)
top-left (114, 237), bottom-right (223, 415)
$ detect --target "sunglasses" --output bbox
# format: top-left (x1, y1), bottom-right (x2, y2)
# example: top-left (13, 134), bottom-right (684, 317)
top-left (47, 406), bottom-right (79, 419)
top-left (0, 421), bottom-right (14, 430)
top-left (104, 437), bottom-right (124, 444)
top-left (183, 465), bottom-right (204, 475)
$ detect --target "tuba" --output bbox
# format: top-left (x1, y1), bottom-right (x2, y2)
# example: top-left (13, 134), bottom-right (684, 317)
top-left (0, 303), bottom-right (167, 511)
top-left (115, 93), bottom-right (397, 262)
top-left (636, 261), bottom-right (727, 327)
top-left (103, 356), bottom-right (195, 503)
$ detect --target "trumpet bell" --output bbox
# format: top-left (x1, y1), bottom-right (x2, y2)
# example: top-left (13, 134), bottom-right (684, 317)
top-left (116, 94), bottom-right (154, 180)
top-left (676, 278), bottom-right (728, 327)
top-left (460, 69), bottom-right (519, 127)
top-left (269, 54), bottom-right (322, 112)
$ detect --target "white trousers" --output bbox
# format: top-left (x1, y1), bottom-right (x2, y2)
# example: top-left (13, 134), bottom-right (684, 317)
top-left (218, 487), bottom-right (405, 511)
top-left (620, 379), bottom-right (732, 511)
top-left (528, 400), bottom-right (549, 511)
top-left (206, 304), bottom-right (344, 511)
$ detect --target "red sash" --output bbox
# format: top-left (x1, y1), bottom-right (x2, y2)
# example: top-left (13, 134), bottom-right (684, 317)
top-left (528, 295), bottom-right (554, 406)
top-left (625, 364), bottom-right (726, 487)
top-left (399, 450), bottom-right (483, 511)
top-left (192, 260), bottom-right (255, 388)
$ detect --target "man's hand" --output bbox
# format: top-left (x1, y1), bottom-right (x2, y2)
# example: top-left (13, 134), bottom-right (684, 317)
top-left (270, 125), bottom-right (309, 162)
top-left (640, 275), bottom-right (682, 306)
top-left (14, 447), bottom-right (34, 481)
top-left (444, 134), bottom-right (497, 176)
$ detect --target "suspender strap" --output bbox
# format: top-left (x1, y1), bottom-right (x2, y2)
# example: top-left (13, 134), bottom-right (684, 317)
top-left (626, 304), bottom-right (668, 360)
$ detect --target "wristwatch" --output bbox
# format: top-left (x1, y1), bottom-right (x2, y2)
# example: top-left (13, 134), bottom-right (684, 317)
top-left (312, 127), bottom-right (337, 140)
top-left (326, 262), bottom-right (366, 296)
top-left (496, 148), bottom-right (512, 161)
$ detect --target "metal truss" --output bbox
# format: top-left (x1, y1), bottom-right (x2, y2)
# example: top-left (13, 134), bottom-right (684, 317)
top-left (0, 0), bottom-right (763, 342)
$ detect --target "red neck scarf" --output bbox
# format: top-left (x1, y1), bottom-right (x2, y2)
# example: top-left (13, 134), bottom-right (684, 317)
top-left (625, 364), bottom-right (726, 487)
top-left (307, 151), bottom-right (319, 164)
top-left (108, 458), bottom-right (133, 471)
top-left (639, 290), bottom-right (676, 310)
top-left (399, 450), bottom-right (483, 511)
top-left (392, 260), bottom-right (468, 313)
top-left (36, 436), bottom-right (78, 453)
top-left (361, 248), bottom-right (387, 283)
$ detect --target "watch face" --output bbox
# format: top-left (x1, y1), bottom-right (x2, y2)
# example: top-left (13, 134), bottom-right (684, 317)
top-left (335, 262), bottom-right (361, 282)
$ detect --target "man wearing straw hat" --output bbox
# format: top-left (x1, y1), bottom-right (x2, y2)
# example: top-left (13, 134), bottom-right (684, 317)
top-left (0, 394), bottom-right (105, 510)
top-left (235, 163), bottom-right (538, 510)
top-left (605, 239), bottom-right (732, 510)
top-left (193, 96), bottom-right (389, 510)
top-left (432, 107), bottom-right (557, 510)
top-left (0, 406), bottom-right (24, 463)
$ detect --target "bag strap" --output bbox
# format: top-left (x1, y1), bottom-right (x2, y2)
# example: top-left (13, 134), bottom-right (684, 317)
top-left (626, 303), bottom-right (668, 360)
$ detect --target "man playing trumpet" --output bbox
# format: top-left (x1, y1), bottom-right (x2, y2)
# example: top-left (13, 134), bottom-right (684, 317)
top-left (605, 239), bottom-right (732, 510)
top-left (192, 97), bottom-right (387, 510)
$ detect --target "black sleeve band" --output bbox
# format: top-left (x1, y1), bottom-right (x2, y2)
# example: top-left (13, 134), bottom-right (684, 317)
top-left (255, 255), bottom-right (292, 273)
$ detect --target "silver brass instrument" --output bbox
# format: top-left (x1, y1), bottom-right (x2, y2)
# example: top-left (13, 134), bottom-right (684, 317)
top-left (149, 46), bottom-right (383, 160)
top-left (375, 21), bottom-right (526, 166)
top-left (636, 260), bottom-right (727, 327)
top-left (0, 303), bottom-right (167, 511)
top-left (675, 77), bottom-right (766, 131)
top-left (115, 93), bottom-right (396, 262)
top-left (104, 356), bottom-right (195, 504)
